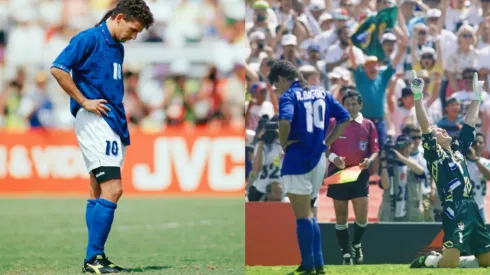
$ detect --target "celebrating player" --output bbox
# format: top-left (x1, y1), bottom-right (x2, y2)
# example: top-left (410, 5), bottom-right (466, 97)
top-left (269, 60), bottom-right (351, 274)
top-left (50, 1), bottom-right (154, 273)
top-left (409, 70), bottom-right (490, 268)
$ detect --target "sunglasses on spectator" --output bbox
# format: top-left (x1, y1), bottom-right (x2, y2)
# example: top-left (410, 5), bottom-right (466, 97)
top-left (421, 54), bottom-right (433, 59)
top-left (411, 136), bottom-right (422, 140)
top-left (462, 33), bottom-right (473, 38)
top-left (419, 31), bottom-right (427, 36)
top-left (482, 0), bottom-right (490, 3)
top-left (422, 78), bottom-right (431, 83)
top-left (463, 75), bottom-right (473, 80)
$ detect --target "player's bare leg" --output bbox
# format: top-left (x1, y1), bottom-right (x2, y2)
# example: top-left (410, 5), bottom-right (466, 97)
top-left (287, 193), bottom-right (316, 275)
top-left (333, 199), bottom-right (352, 265)
top-left (89, 173), bottom-right (101, 199)
top-left (411, 247), bottom-right (479, 268)
top-left (351, 197), bottom-right (368, 264)
top-left (477, 251), bottom-right (490, 267)
top-left (100, 179), bottom-right (123, 203)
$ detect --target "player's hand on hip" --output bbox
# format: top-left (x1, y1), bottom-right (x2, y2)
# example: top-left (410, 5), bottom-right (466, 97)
top-left (410, 70), bottom-right (424, 100)
top-left (359, 158), bottom-right (371, 169)
top-left (333, 156), bottom-right (346, 169)
top-left (82, 99), bottom-right (111, 116)
top-left (473, 71), bottom-right (485, 101)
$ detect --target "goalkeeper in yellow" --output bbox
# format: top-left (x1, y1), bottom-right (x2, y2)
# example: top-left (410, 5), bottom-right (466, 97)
top-left (410, 71), bottom-right (490, 268)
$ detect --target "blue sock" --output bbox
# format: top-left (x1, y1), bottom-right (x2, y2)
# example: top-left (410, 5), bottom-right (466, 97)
top-left (85, 198), bottom-right (117, 261)
top-left (312, 218), bottom-right (324, 268)
top-left (296, 218), bottom-right (314, 270)
top-left (85, 199), bottom-right (97, 237)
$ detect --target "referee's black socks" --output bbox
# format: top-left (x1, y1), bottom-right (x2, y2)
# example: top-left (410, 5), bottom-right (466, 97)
top-left (352, 220), bottom-right (368, 246)
top-left (335, 223), bottom-right (350, 255)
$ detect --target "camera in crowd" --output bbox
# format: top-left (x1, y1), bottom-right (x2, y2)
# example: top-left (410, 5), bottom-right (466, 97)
top-left (255, 115), bottom-right (279, 144)
top-left (382, 135), bottom-right (412, 166)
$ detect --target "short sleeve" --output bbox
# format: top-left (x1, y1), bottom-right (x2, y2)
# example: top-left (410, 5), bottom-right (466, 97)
top-left (445, 52), bottom-right (458, 73)
top-left (457, 124), bottom-right (476, 156)
top-left (381, 63), bottom-right (396, 85)
top-left (369, 121), bottom-right (379, 154)
top-left (327, 95), bottom-right (350, 125)
top-left (422, 131), bottom-right (443, 162)
top-left (51, 32), bottom-right (95, 73)
top-left (278, 92), bottom-right (295, 122)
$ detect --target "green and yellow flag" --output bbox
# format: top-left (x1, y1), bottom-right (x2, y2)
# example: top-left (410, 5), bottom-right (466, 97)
top-left (350, 6), bottom-right (398, 60)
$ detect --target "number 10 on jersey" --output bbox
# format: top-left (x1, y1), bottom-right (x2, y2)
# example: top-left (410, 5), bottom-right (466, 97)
top-left (304, 100), bottom-right (326, 133)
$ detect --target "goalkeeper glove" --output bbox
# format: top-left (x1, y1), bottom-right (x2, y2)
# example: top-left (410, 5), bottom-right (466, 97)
top-left (410, 70), bottom-right (424, 101)
top-left (472, 72), bottom-right (485, 102)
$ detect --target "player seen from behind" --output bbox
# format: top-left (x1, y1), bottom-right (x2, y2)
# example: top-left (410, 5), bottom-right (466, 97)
top-left (50, 0), bottom-right (154, 273)
top-left (409, 71), bottom-right (490, 268)
top-left (270, 60), bottom-right (351, 274)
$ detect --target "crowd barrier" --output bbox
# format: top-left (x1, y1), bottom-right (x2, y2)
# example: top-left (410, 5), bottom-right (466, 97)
top-left (245, 202), bottom-right (490, 266)
top-left (0, 127), bottom-right (245, 196)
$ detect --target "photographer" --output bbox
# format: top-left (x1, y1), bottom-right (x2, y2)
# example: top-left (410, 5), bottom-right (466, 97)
top-left (378, 135), bottom-right (426, 222)
top-left (247, 120), bottom-right (284, 202)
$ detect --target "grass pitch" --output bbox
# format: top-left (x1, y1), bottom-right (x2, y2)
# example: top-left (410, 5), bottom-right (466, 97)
top-left (246, 265), bottom-right (490, 274)
top-left (0, 197), bottom-right (244, 275)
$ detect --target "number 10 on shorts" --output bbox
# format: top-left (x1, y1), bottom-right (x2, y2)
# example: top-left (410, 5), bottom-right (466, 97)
top-left (105, 140), bottom-right (119, 156)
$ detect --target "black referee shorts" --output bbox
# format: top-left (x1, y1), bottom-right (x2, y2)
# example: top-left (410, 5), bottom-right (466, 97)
top-left (326, 168), bottom-right (370, 201)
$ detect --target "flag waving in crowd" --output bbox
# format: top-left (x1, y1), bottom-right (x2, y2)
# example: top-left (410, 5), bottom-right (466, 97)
top-left (351, 6), bottom-right (398, 60)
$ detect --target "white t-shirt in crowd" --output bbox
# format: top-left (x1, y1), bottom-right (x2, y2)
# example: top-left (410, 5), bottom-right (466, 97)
top-left (245, 101), bottom-right (275, 130)
top-left (325, 44), bottom-right (365, 70)
top-left (391, 105), bottom-right (417, 136)
top-left (466, 158), bottom-right (490, 210)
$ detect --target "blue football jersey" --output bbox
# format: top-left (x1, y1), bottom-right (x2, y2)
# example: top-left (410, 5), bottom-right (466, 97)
top-left (279, 81), bottom-right (350, 175)
top-left (51, 22), bottom-right (130, 146)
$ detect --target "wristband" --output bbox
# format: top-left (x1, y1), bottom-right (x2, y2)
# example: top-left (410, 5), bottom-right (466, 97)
top-left (413, 92), bottom-right (423, 100)
top-left (328, 152), bottom-right (339, 162)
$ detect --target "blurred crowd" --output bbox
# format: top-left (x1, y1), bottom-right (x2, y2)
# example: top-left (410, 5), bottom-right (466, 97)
top-left (0, 0), bottom-right (247, 131)
top-left (245, 0), bottom-right (490, 222)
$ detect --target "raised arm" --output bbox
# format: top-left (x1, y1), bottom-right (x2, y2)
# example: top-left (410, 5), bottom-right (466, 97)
top-left (464, 72), bottom-right (484, 127)
top-left (411, 70), bottom-right (431, 133)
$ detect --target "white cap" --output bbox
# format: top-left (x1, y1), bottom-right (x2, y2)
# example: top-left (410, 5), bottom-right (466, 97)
top-left (400, 0), bottom-right (417, 5)
top-left (299, 65), bottom-right (318, 73)
top-left (309, 0), bottom-right (326, 11)
top-left (426, 9), bottom-right (442, 18)
top-left (419, 47), bottom-right (437, 59)
top-left (318, 12), bottom-right (333, 25)
top-left (281, 34), bottom-right (297, 46)
top-left (249, 31), bottom-right (266, 42)
top-left (382, 32), bottom-right (397, 43)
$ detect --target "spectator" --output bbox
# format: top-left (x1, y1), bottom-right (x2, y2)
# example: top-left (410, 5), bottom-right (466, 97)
top-left (304, 44), bottom-right (327, 87)
top-left (264, 182), bottom-right (290, 202)
top-left (437, 96), bottom-right (464, 138)
top-left (245, 82), bottom-right (275, 131)
top-left (17, 72), bottom-right (54, 129)
top-left (248, 31), bottom-right (273, 64)
top-left (410, 41), bottom-right (443, 106)
top-left (388, 88), bottom-right (417, 136)
top-left (349, 37), bottom-right (407, 151)
top-left (299, 65), bottom-right (321, 86)
top-left (326, 25), bottom-right (365, 72)
top-left (451, 67), bottom-right (490, 129)
top-left (280, 34), bottom-right (302, 67)
top-left (314, 12), bottom-right (335, 57)
top-left (247, 0), bottom-right (276, 43)
top-left (466, 133), bottom-right (490, 222)
top-left (444, 24), bottom-right (479, 97)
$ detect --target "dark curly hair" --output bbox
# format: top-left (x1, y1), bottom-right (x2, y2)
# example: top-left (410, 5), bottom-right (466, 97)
top-left (95, 0), bottom-right (154, 29)
top-left (267, 60), bottom-right (309, 90)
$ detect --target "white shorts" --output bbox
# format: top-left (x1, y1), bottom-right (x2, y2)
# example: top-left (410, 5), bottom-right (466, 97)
top-left (282, 156), bottom-right (326, 197)
top-left (74, 109), bottom-right (126, 174)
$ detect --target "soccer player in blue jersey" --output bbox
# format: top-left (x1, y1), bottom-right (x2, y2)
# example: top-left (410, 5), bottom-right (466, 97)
top-left (50, 0), bottom-right (154, 273)
top-left (269, 60), bottom-right (351, 274)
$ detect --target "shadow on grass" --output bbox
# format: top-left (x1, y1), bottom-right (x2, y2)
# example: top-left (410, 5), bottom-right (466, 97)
top-left (125, 265), bottom-right (172, 273)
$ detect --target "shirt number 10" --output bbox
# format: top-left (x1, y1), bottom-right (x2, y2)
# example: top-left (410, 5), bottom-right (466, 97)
top-left (113, 63), bottom-right (122, 80)
top-left (304, 100), bottom-right (326, 133)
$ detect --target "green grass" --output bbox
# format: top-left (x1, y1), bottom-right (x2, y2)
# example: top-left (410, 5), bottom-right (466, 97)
top-left (0, 197), bottom-right (244, 275)
top-left (246, 265), bottom-right (490, 274)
